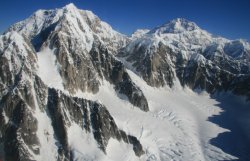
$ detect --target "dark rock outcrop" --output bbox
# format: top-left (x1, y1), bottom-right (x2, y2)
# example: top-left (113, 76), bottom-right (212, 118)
top-left (120, 38), bottom-right (250, 100)
top-left (47, 88), bottom-right (145, 159)
top-left (119, 42), bottom-right (175, 88)
top-left (0, 77), bottom-right (145, 161)
top-left (90, 42), bottom-right (149, 111)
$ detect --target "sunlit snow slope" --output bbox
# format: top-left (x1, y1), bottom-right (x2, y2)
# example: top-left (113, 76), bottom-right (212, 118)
top-left (73, 69), bottom-right (250, 161)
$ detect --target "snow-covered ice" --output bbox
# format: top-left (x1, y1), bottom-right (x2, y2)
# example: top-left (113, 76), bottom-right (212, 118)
top-left (72, 68), bottom-right (250, 161)
top-left (37, 47), bottom-right (64, 90)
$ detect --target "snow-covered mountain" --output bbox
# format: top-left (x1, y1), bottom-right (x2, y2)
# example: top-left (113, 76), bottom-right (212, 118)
top-left (0, 3), bottom-right (250, 161)
top-left (8, 3), bottom-right (128, 53)
top-left (131, 29), bottom-right (150, 39)
top-left (120, 18), bottom-right (250, 95)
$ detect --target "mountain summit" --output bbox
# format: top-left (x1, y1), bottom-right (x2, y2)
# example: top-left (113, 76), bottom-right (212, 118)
top-left (8, 3), bottom-right (127, 53)
top-left (150, 18), bottom-right (199, 34)
top-left (0, 3), bottom-right (250, 161)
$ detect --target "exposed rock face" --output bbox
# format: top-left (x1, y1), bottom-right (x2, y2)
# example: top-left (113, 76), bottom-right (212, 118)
top-left (1, 91), bottom-right (40, 161)
top-left (48, 31), bottom-right (100, 94)
top-left (0, 30), bottom-right (40, 161)
top-left (119, 42), bottom-right (176, 87)
top-left (46, 30), bottom-right (148, 110)
top-left (89, 41), bottom-right (149, 111)
top-left (0, 75), bottom-right (44, 161)
top-left (0, 83), bottom-right (144, 161)
top-left (229, 75), bottom-right (250, 100)
top-left (47, 88), bottom-right (144, 160)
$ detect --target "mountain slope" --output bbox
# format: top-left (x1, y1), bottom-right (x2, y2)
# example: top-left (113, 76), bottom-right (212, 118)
top-left (1, 3), bottom-right (250, 161)
top-left (6, 3), bottom-right (148, 111)
top-left (119, 18), bottom-right (250, 98)
top-left (0, 31), bottom-right (145, 161)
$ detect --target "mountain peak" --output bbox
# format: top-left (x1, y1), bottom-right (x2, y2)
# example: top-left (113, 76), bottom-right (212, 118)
top-left (63, 3), bottom-right (79, 13)
top-left (150, 18), bottom-right (199, 34)
top-left (131, 29), bottom-right (150, 39)
top-left (64, 3), bottom-right (78, 9)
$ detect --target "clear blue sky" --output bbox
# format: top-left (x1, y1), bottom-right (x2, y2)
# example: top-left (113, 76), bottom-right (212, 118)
top-left (0, 0), bottom-right (250, 41)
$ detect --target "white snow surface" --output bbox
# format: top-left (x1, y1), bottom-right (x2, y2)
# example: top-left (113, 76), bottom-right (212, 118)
top-left (67, 123), bottom-right (138, 161)
top-left (0, 31), bottom-right (29, 60)
top-left (131, 29), bottom-right (150, 39)
top-left (67, 123), bottom-right (107, 161)
top-left (106, 138), bottom-right (137, 161)
top-left (36, 47), bottom-right (64, 90)
top-left (72, 69), bottom-right (250, 161)
top-left (31, 82), bottom-right (59, 161)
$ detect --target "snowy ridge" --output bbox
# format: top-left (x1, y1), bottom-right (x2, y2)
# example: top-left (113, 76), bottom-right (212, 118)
top-left (8, 3), bottom-right (127, 53)
top-left (131, 29), bottom-right (150, 39)
top-left (0, 31), bottom-right (30, 59)
top-left (126, 18), bottom-right (250, 60)
top-left (149, 18), bottom-right (200, 34)
top-left (7, 8), bottom-right (63, 39)
top-left (120, 17), bottom-right (250, 94)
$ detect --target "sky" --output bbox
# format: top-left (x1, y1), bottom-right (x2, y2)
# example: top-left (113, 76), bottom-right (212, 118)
top-left (0, 0), bottom-right (250, 41)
